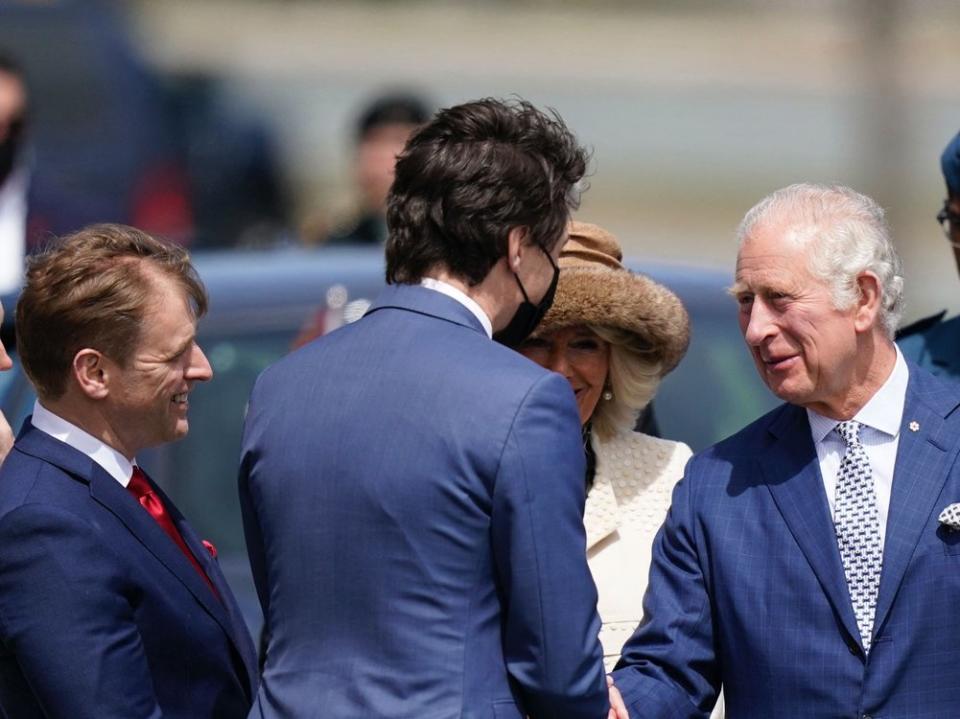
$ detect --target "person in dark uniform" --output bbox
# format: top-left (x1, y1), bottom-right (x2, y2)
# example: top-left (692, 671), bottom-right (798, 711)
top-left (897, 129), bottom-right (960, 377)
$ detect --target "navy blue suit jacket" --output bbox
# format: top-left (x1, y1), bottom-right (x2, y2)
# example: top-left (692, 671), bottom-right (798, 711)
top-left (613, 363), bottom-right (960, 718)
top-left (239, 284), bottom-right (608, 719)
top-left (0, 423), bottom-right (258, 718)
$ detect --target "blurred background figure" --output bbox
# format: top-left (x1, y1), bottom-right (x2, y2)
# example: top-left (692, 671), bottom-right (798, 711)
top-left (0, 1), bottom-right (194, 248)
top-left (898, 129), bottom-right (960, 378)
top-left (0, 52), bottom-right (27, 295)
top-left (321, 92), bottom-right (430, 246)
top-left (164, 71), bottom-right (291, 249)
top-left (0, 0), bottom-right (292, 251)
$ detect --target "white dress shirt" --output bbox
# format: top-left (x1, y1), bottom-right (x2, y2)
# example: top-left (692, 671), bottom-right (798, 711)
top-left (806, 346), bottom-right (909, 547)
top-left (31, 400), bottom-right (134, 487)
top-left (419, 277), bottom-right (493, 338)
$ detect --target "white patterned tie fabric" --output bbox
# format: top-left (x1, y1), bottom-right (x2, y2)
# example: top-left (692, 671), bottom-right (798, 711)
top-left (833, 420), bottom-right (884, 654)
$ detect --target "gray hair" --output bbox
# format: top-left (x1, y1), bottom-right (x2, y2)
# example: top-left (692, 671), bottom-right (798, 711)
top-left (736, 183), bottom-right (904, 339)
top-left (589, 324), bottom-right (662, 440)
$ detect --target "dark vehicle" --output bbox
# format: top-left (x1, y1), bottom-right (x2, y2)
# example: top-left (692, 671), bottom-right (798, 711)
top-left (0, 246), bottom-right (777, 634)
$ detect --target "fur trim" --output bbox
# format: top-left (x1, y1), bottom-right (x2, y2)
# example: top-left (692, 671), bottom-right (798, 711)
top-left (536, 265), bottom-right (690, 376)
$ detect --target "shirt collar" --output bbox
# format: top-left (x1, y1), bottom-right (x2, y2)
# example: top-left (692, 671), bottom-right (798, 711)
top-left (807, 345), bottom-right (909, 443)
top-left (419, 277), bottom-right (493, 338)
top-left (30, 400), bottom-right (135, 487)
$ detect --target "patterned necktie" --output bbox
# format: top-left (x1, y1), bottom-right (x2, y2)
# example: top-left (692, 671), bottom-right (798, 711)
top-left (833, 420), bottom-right (883, 653)
top-left (127, 467), bottom-right (220, 601)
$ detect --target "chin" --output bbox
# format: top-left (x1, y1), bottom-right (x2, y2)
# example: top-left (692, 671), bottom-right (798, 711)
top-left (767, 381), bottom-right (812, 406)
top-left (170, 421), bottom-right (190, 441)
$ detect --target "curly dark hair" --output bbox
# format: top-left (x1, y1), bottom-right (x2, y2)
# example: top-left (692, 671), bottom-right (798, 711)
top-left (385, 98), bottom-right (588, 286)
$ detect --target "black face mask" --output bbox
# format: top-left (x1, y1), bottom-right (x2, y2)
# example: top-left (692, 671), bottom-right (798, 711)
top-left (494, 243), bottom-right (560, 348)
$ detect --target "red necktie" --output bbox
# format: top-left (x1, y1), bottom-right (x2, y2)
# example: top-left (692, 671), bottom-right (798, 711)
top-left (127, 467), bottom-right (220, 601)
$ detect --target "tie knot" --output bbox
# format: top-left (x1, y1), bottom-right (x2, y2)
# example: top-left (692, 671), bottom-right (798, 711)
top-left (127, 466), bottom-right (153, 499)
top-left (835, 420), bottom-right (863, 446)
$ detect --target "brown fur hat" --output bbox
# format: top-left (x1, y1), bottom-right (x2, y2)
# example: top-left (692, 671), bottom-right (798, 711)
top-left (536, 221), bottom-right (691, 376)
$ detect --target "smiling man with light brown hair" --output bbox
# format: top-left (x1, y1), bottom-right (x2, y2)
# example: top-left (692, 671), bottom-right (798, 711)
top-left (0, 223), bottom-right (257, 719)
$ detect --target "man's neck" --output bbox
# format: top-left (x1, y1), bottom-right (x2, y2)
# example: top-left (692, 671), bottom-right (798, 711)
top-left (422, 267), bottom-right (509, 331)
top-left (808, 337), bottom-right (898, 420)
top-left (40, 395), bottom-right (135, 461)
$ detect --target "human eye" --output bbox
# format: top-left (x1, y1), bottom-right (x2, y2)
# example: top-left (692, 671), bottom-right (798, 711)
top-left (570, 338), bottom-right (601, 352)
top-left (519, 337), bottom-right (550, 351)
top-left (518, 337), bottom-right (552, 359)
top-left (735, 292), bottom-right (754, 308)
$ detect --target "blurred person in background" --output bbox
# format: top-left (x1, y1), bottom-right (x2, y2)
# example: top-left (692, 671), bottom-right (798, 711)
top-left (240, 98), bottom-right (620, 718)
top-left (0, 301), bottom-right (12, 464)
top-left (322, 92), bottom-right (430, 245)
top-left (0, 51), bottom-right (27, 295)
top-left (165, 71), bottom-right (291, 250)
top-left (898, 129), bottom-right (960, 376)
top-left (516, 220), bottom-right (724, 718)
top-left (0, 224), bottom-right (257, 718)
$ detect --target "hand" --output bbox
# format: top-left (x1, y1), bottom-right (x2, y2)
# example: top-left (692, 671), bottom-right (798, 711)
top-left (0, 409), bottom-right (12, 466)
top-left (607, 674), bottom-right (629, 719)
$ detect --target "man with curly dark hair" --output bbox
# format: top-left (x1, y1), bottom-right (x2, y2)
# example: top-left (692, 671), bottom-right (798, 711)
top-left (240, 98), bottom-right (615, 718)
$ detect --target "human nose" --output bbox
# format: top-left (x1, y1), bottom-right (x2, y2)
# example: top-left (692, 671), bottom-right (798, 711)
top-left (545, 347), bottom-right (572, 379)
top-left (187, 343), bottom-right (213, 383)
top-left (741, 298), bottom-right (776, 347)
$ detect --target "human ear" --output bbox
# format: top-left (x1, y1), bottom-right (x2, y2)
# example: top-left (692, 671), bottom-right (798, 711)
top-left (506, 226), bottom-right (530, 270)
top-left (72, 349), bottom-right (110, 400)
top-left (853, 271), bottom-right (882, 333)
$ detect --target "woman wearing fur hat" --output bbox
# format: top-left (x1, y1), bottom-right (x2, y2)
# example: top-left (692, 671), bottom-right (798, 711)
top-left (517, 220), bottom-right (693, 672)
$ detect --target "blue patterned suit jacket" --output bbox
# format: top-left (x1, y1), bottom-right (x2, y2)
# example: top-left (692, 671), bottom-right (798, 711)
top-left (0, 423), bottom-right (258, 718)
top-left (239, 284), bottom-right (608, 719)
top-left (613, 362), bottom-right (960, 718)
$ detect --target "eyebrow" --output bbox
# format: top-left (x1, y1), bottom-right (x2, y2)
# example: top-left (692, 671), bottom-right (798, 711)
top-left (727, 281), bottom-right (748, 297)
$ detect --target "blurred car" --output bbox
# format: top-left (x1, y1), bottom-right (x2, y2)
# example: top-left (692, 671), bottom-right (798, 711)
top-left (0, 245), bottom-right (777, 636)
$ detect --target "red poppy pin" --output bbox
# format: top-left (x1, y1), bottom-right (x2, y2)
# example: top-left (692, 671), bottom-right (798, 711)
top-left (202, 540), bottom-right (218, 559)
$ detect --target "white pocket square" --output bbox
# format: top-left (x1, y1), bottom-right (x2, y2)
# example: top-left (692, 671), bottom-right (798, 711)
top-left (938, 503), bottom-right (960, 530)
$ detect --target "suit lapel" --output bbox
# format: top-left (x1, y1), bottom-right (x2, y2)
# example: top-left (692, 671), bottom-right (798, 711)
top-left (18, 427), bottom-right (246, 663)
top-left (761, 406), bottom-right (862, 647)
top-left (87, 470), bottom-right (236, 635)
top-left (872, 371), bottom-right (958, 636)
top-left (165, 492), bottom-right (259, 695)
top-left (17, 422), bottom-right (258, 698)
